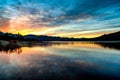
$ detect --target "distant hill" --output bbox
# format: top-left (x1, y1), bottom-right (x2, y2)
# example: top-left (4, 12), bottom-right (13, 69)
top-left (0, 31), bottom-right (120, 41)
top-left (0, 31), bottom-right (84, 41)
top-left (24, 35), bottom-right (84, 41)
top-left (92, 31), bottom-right (120, 41)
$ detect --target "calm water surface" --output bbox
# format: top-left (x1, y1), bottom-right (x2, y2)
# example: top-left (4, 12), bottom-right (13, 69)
top-left (0, 41), bottom-right (120, 80)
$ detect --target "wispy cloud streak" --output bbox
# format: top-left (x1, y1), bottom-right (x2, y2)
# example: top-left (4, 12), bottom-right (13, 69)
top-left (0, 0), bottom-right (120, 37)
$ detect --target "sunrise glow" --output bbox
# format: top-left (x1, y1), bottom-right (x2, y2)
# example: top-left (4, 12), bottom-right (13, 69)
top-left (0, 0), bottom-right (120, 38)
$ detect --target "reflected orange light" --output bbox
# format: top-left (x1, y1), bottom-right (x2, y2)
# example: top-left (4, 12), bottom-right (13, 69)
top-left (49, 41), bottom-right (104, 49)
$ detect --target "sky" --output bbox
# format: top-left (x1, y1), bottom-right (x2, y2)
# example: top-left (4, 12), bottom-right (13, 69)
top-left (0, 0), bottom-right (120, 38)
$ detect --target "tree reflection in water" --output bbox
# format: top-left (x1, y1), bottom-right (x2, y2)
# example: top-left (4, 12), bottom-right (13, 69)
top-left (0, 41), bottom-right (120, 54)
top-left (0, 45), bottom-right (22, 54)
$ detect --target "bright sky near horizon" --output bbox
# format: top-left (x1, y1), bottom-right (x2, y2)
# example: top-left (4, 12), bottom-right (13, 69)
top-left (0, 0), bottom-right (120, 38)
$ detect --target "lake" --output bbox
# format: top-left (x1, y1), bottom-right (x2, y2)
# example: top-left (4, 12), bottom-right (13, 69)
top-left (0, 41), bottom-right (120, 80)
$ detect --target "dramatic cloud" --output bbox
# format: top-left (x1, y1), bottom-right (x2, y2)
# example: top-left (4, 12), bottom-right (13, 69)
top-left (0, 0), bottom-right (120, 37)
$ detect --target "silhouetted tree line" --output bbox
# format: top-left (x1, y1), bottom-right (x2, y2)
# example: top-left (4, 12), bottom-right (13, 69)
top-left (0, 31), bottom-right (86, 41)
top-left (0, 31), bottom-right (120, 41)
top-left (0, 32), bottom-right (24, 41)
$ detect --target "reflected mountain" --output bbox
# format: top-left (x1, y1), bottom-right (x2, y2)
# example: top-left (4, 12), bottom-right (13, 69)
top-left (96, 42), bottom-right (120, 50)
top-left (0, 41), bottom-right (120, 54)
top-left (30, 41), bottom-right (120, 51)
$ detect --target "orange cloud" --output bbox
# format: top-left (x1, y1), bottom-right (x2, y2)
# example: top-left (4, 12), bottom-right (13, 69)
top-left (0, 15), bottom-right (118, 38)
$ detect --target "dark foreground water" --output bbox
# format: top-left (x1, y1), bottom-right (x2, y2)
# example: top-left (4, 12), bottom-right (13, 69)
top-left (0, 41), bottom-right (120, 80)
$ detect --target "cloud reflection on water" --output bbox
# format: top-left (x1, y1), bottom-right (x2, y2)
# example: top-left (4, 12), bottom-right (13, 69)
top-left (0, 42), bottom-right (120, 80)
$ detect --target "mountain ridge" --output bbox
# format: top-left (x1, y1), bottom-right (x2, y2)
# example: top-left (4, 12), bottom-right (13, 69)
top-left (0, 31), bottom-right (120, 41)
